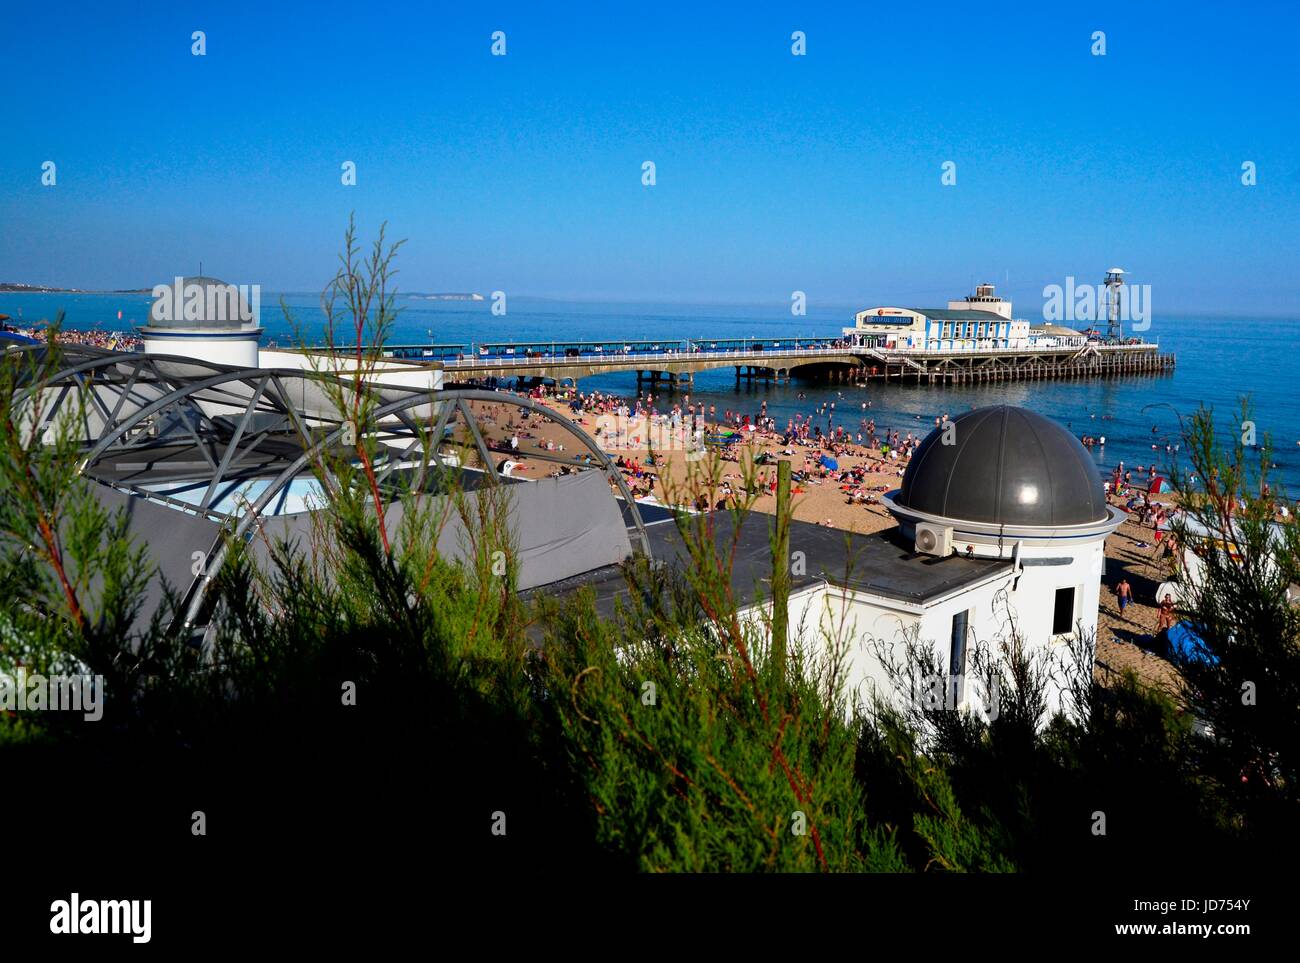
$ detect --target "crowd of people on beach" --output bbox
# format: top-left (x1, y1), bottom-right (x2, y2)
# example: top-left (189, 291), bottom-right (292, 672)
top-left (475, 375), bottom-right (1298, 531)
top-left (479, 378), bottom-right (949, 513)
top-left (1, 323), bottom-right (142, 351)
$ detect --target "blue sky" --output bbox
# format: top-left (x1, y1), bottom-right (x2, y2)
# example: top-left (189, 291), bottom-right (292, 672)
top-left (2, 0), bottom-right (1298, 315)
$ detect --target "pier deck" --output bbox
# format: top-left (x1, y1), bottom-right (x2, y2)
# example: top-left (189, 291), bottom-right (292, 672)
top-left (418, 341), bottom-right (1174, 386)
top-left (856, 344), bottom-right (1175, 384)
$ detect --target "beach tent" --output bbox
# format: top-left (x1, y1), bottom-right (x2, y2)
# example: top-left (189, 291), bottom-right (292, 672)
top-left (1165, 621), bottom-right (1219, 666)
top-left (1150, 475), bottom-right (1172, 493)
top-left (818, 455), bottom-right (839, 471)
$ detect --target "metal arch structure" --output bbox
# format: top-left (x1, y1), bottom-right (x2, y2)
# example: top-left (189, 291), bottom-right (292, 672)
top-left (73, 366), bottom-right (336, 481)
top-left (64, 367), bottom-right (649, 545)
top-left (175, 386), bottom-right (653, 630)
top-left (16, 352), bottom-right (425, 516)
top-left (8, 345), bottom-right (243, 451)
top-left (7, 348), bottom-right (653, 632)
top-left (12, 344), bottom-right (232, 393)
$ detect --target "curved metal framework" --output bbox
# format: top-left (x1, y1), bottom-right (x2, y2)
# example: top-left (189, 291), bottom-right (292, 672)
top-left (8, 346), bottom-right (652, 632)
top-left (10, 345), bottom-right (239, 451)
top-left (176, 386), bottom-right (651, 629)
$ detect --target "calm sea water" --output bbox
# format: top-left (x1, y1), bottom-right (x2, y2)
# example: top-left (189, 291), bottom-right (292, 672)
top-left (6, 291), bottom-right (1298, 495)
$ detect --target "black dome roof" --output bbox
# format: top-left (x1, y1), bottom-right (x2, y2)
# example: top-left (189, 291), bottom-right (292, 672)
top-left (895, 406), bottom-right (1108, 527)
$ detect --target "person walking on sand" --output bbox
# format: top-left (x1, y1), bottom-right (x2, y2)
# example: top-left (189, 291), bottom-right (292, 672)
top-left (1156, 593), bottom-right (1176, 633)
top-left (1116, 577), bottom-right (1132, 616)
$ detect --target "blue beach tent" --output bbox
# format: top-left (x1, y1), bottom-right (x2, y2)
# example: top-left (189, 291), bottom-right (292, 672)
top-left (1166, 622), bottom-right (1220, 666)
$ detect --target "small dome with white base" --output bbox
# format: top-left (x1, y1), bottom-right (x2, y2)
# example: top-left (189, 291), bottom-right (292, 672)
top-left (141, 275), bottom-right (263, 367)
top-left (876, 403), bottom-right (1127, 725)
top-left (894, 405), bottom-right (1110, 528)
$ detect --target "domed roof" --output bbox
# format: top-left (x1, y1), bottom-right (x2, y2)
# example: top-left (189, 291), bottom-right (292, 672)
top-left (894, 405), bottom-right (1108, 527)
top-left (148, 276), bottom-right (256, 329)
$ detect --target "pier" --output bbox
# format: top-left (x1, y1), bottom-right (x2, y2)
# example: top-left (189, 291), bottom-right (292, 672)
top-left (397, 339), bottom-right (1175, 387)
top-left (855, 344), bottom-right (1175, 384)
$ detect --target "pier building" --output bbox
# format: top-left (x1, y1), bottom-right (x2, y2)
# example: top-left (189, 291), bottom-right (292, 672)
top-left (843, 283), bottom-right (1022, 351)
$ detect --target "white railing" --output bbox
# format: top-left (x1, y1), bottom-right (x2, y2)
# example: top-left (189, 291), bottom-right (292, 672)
top-left (437, 341), bottom-right (1161, 367)
top-left (881, 341), bottom-right (1159, 356)
top-left (442, 346), bottom-right (857, 367)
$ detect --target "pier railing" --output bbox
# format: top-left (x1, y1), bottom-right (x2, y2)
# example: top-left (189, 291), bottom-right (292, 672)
top-left (437, 341), bottom-right (1161, 367)
top-left (442, 346), bottom-right (857, 367)
top-left (883, 341), bottom-right (1159, 357)
top-left (389, 339), bottom-right (1174, 388)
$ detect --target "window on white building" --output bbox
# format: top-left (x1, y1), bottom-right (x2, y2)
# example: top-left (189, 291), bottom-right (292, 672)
top-left (949, 609), bottom-right (970, 705)
top-left (1051, 586), bottom-right (1076, 636)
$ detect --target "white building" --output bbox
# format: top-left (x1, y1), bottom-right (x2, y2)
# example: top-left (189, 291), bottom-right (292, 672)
top-left (843, 284), bottom-right (1028, 351)
top-left (731, 405), bottom-right (1125, 720)
top-left (1008, 319), bottom-right (1031, 348)
top-left (1029, 323), bottom-right (1087, 348)
top-left (139, 274), bottom-right (443, 392)
top-left (948, 282), bottom-right (1012, 320)
top-left (260, 348), bottom-right (444, 393)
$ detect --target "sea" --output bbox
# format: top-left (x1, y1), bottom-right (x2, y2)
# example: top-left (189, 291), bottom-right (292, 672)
top-left (5, 291), bottom-right (1299, 496)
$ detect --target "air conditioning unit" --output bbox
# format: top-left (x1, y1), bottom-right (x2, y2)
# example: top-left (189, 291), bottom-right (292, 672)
top-left (914, 522), bottom-right (953, 558)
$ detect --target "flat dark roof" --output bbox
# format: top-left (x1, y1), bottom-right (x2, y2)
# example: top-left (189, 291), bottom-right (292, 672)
top-left (530, 509), bottom-right (1012, 620)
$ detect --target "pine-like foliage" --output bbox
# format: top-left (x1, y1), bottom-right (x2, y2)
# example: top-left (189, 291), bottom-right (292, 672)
top-left (1167, 403), bottom-right (1300, 848)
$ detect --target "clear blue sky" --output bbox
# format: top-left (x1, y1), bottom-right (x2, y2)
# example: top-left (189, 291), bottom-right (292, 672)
top-left (2, 0), bottom-right (1297, 315)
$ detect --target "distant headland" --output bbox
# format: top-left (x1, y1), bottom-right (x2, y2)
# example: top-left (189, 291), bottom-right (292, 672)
top-left (0, 282), bottom-right (151, 294)
top-left (406, 292), bottom-right (485, 301)
top-left (1, 283), bottom-right (485, 301)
